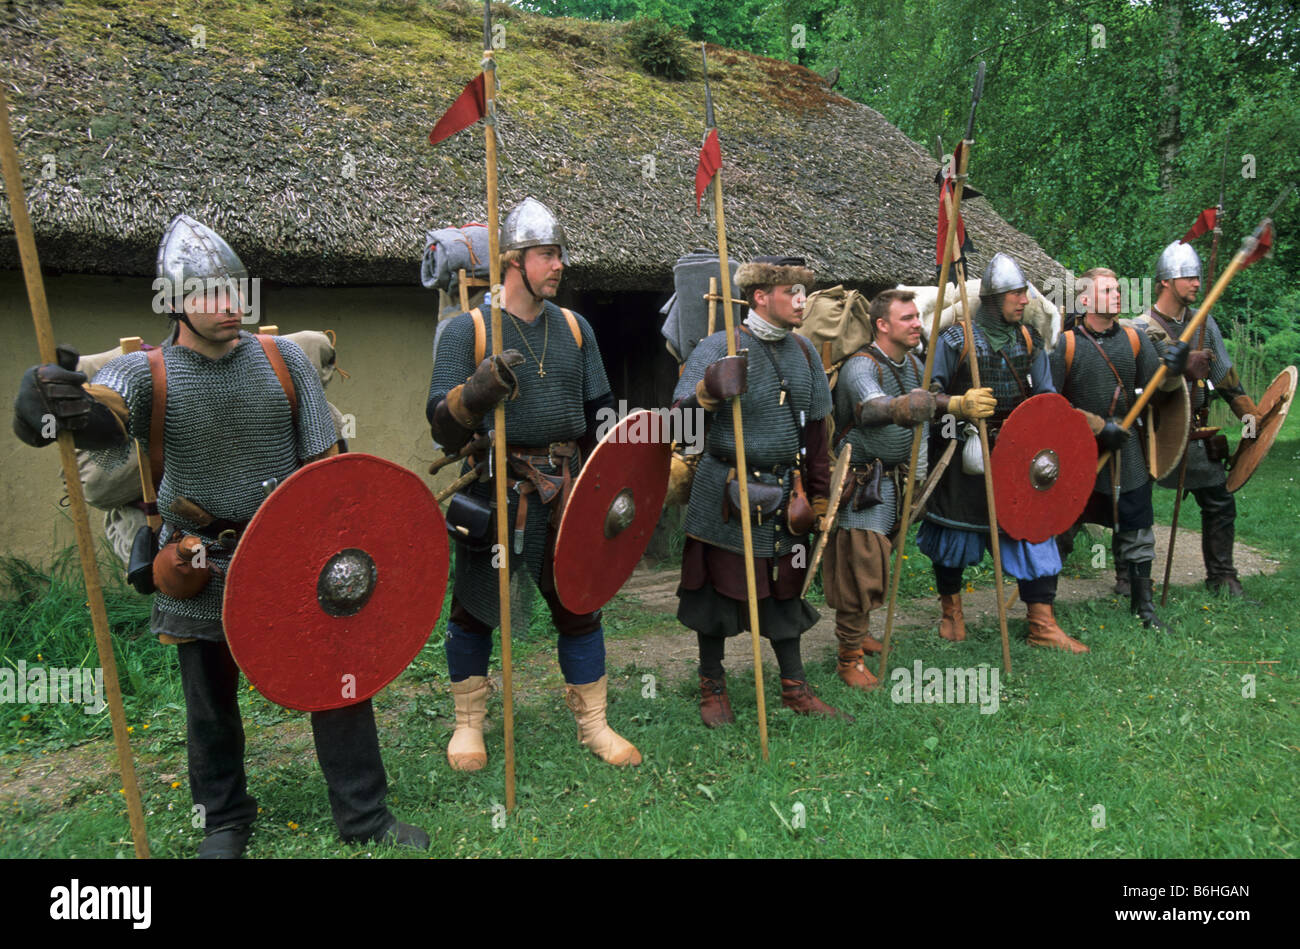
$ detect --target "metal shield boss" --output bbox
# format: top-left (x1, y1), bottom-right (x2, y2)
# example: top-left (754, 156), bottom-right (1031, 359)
top-left (554, 410), bottom-right (672, 615)
top-left (1144, 381), bottom-right (1192, 481)
top-left (990, 393), bottom-right (1098, 543)
top-left (1226, 365), bottom-right (1297, 493)
top-left (223, 453), bottom-right (449, 712)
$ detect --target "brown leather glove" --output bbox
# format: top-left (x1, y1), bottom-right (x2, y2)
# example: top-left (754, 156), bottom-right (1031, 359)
top-left (701, 354), bottom-right (748, 403)
top-left (448, 349), bottom-right (525, 426)
top-left (1184, 348), bottom-right (1212, 381)
top-left (944, 387), bottom-right (996, 421)
top-left (889, 389), bottom-right (938, 425)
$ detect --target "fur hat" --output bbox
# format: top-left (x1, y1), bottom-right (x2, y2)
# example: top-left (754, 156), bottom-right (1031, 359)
top-left (735, 256), bottom-right (816, 297)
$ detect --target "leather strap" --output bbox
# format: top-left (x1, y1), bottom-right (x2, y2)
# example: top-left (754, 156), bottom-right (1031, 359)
top-left (472, 305), bottom-right (582, 365)
top-left (255, 334), bottom-right (298, 423)
top-left (1076, 325), bottom-right (1128, 416)
top-left (147, 348), bottom-right (166, 492)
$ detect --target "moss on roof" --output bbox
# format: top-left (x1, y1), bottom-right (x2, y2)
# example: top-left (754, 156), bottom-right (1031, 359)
top-left (0, 0), bottom-right (1065, 290)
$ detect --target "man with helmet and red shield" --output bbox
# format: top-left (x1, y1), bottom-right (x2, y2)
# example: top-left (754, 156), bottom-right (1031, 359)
top-left (427, 197), bottom-right (640, 771)
top-left (11, 214), bottom-right (427, 858)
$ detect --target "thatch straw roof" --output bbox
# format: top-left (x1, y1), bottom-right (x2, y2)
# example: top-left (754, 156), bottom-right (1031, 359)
top-left (0, 0), bottom-right (1065, 291)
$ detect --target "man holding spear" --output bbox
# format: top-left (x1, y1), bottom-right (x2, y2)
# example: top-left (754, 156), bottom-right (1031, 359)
top-left (1129, 240), bottom-right (1258, 597)
top-left (427, 197), bottom-right (639, 769)
top-left (674, 257), bottom-right (847, 725)
top-left (917, 253), bottom-right (1089, 653)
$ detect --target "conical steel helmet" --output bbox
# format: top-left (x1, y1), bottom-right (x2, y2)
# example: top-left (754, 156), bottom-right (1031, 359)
top-left (980, 252), bottom-right (1028, 295)
top-left (500, 197), bottom-right (569, 264)
top-left (1155, 240), bottom-right (1202, 281)
top-left (156, 213), bottom-right (249, 286)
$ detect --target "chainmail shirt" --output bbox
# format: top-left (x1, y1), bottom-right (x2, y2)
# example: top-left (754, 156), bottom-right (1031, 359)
top-left (90, 332), bottom-right (338, 627)
top-left (428, 300), bottom-right (610, 628)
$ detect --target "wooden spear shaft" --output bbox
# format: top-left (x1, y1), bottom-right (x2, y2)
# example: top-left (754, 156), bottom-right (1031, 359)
top-left (482, 48), bottom-right (516, 814)
top-left (952, 258), bottom-right (1012, 674)
top-left (0, 86), bottom-right (150, 857)
top-left (713, 170), bottom-right (769, 761)
top-left (1096, 247), bottom-right (1251, 474)
top-left (876, 152), bottom-right (967, 681)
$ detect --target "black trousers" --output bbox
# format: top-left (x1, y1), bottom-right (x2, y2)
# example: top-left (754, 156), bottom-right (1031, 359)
top-left (176, 639), bottom-right (393, 842)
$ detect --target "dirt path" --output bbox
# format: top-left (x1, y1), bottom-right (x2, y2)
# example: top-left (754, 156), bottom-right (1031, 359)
top-left (0, 525), bottom-right (1278, 810)
top-left (607, 524), bottom-right (1281, 689)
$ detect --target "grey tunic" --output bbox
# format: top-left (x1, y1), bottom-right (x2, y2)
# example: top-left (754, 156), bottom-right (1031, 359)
top-left (90, 333), bottom-right (338, 629)
top-left (428, 300), bottom-right (610, 628)
top-left (1050, 322), bottom-right (1161, 494)
top-left (832, 344), bottom-right (928, 534)
top-left (674, 327), bottom-right (832, 559)
top-left (1129, 307), bottom-right (1234, 490)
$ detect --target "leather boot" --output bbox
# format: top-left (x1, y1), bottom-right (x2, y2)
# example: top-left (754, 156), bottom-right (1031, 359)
top-left (1128, 562), bottom-right (1168, 631)
top-left (1025, 602), bottom-right (1089, 654)
top-left (699, 674), bottom-right (736, 728)
top-left (1112, 533), bottom-right (1133, 592)
top-left (836, 646), bottom-right (880, 691)
top-left (939, 593), bottom-right (966, 642)
top-left (1201, 498), bottom-right (1243, 596)
top-left (862, 634), bottom-right (885, 655)
top-left (198, 822), bottom-right (253, 859)
top-left (447, 675), bottom-right (489, 772)
top-left (564, 676), bottom-right (642, 766)
top-left (780, 678), bottom-right (855, 721)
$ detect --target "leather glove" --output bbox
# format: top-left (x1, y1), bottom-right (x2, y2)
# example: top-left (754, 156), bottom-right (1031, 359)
top-left (946, 387), bottom-right (995, 421)
top-left (1184, 348), bottom-right (1212, 381)
top-left (1161, 339), bottom-right (1190, 377)
top-left (1096, 419), bottom-right (1127, 453)
top-left (460, 349), bottom-right (525, 418)
top-left (889, 389), bottom-right (938, 425)
top-left (13, 344), bottom-right (91, 446)
top-left (702, 354), bottom-right (748, 402)
top-left (1079, 410), bottom-right (1105, 435)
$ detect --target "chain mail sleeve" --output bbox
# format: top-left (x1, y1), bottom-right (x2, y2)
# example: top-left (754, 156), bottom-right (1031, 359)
top-left (576, 311), bottom-right (611, 404)
top-left (273, 337), bottom-right (338, 461)
top-left (1049, 333), bottom-right (1068, 392)
top-left (86, 351), bottom-right (152, 473)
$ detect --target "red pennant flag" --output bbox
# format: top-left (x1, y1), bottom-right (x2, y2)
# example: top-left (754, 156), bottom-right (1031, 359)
top-left (936, 175), bottom-right (967, 266)
top-left (1242, 221), bottom-right (1274, 268)
top-left (1180, 207), bottom-right (1217, 243)
top-left (429, 74), bottom-right (486, 145)
top-left (695, 128), bottom-right (721, 211)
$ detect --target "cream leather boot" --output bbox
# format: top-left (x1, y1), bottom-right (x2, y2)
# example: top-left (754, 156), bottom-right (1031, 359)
top-left (447, 675), bottom-right (490, 772)
top-left (564, 676), bottom-right (642, 767)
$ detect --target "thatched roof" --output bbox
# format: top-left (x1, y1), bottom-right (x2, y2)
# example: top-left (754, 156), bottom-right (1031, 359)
top-left (0, 0), bottom-right (1066, 291)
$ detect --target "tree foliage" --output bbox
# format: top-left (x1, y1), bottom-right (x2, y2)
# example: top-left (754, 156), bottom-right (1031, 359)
top-left (523, 0), bottom-right (1299, 362)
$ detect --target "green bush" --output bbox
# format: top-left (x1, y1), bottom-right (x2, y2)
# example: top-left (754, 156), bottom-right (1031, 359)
top-left (625, 17), bottom-right (691, 80)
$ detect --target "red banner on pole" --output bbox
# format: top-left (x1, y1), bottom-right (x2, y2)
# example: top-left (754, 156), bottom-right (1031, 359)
top-left (429, 73), bottom-right (487, 145)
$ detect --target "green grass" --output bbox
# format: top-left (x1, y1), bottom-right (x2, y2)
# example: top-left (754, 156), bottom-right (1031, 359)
top-left (2, 435), bottom-right (1296, 858)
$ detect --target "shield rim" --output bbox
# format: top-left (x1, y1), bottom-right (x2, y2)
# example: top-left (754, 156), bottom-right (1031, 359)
top-left (1145, 380), bottom-right (1192, 482)
top-left (554, 410), bottom-right (672, 614)
top-left (990, 393), bottom-right (1099, 543)
top-left (1226, 365), bottom-right (1297, 493)
top-left (223, 453), bottom-right (449, 712)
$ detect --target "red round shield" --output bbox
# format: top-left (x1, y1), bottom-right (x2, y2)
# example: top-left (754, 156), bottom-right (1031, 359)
top-left (554, 410), bottom-right (672, 614)
top-left (990, 393), bottom-right (1098, 543)
top-left (223, 453), bottom-right (449, 711)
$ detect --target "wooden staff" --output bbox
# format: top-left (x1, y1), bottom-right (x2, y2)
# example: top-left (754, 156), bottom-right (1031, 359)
top-left (1095, 186), bottom-right (1295, 475)
top-left (0, 87), bottom-right (150, 857)
top-left (951, 258), bottom-right (1012, 674)
top-left (1161, 137), bottom-right (1231, 605)
top-left (481, 3), bottom-right (517, 813)
top-left (702, 46), bottom-right (767, 760)
top-left (878, 62), bottom-right (985, 681)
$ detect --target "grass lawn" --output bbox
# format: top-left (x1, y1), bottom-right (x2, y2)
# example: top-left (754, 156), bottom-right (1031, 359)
top-left (1, 431), bottom-right (1295, 859)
